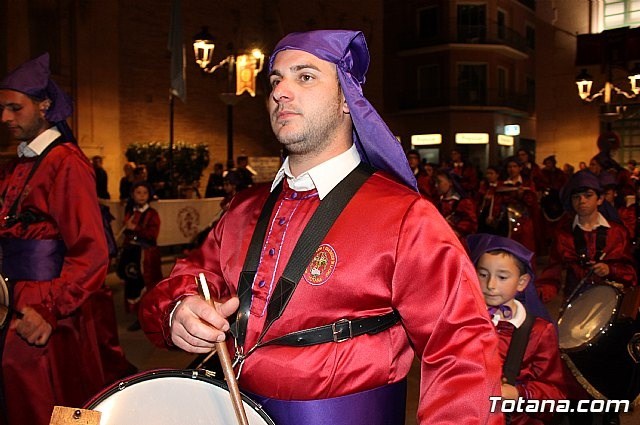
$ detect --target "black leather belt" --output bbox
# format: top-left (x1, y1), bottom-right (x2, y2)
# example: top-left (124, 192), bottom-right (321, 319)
top-left (261, 310), bottom-right (401, 347)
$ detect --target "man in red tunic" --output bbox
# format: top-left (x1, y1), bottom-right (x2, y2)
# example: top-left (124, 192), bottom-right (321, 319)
top-left (0, 53), bottom-right (128, 425)
top-left (140, 30), bottom-right (502, 425)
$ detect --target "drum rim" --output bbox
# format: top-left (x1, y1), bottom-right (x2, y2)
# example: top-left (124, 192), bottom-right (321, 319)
top-left (558, 284), bottom-right (623, 352)
top-left (0, 273), bottom-right (9, 329)
top-left (84, 368), bottom-right (275, 424)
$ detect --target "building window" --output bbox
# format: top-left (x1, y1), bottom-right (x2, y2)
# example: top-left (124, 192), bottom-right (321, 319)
top-left (497, 9), bottom-right (506, 39)
top-left (497, 67), bottom-right (507, 99)
top-left (418, 64), bottom-right (441, 103)
top-left (458, 64), bottom-right (487, 105)
top-left (526, 76), bottom-right (536, 109)
top-left (457, 4), bottom-right (486, 43)
top-left (525, 24), bottom-right (535, 49)
top-left (603, 0), bottom-right (640, 29)
top-left (418, 6), bottom-right (438, 39)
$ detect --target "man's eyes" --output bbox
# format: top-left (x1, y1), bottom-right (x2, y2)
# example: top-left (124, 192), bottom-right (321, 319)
top-left (0, 105), bottom-right (22, 112)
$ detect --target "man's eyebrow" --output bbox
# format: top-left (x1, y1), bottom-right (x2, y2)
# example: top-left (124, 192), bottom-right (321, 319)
top-left (268, 63), bottom-right (321, 78)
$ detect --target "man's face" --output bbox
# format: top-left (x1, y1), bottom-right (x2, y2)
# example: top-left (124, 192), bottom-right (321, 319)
top-left (407, 153), bottom-right (420, 169)
top-left (268, 49), bottom-right (350, 156)
top-left (517, 150), bottom-right (529, 163)
top-left (0, 89), bottom-right (50, 142)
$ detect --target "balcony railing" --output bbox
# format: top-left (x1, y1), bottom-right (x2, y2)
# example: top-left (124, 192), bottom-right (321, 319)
top-left (398, 20), bottom-right (530, 54)
top-left (397, 88), bottom-right (534, 113)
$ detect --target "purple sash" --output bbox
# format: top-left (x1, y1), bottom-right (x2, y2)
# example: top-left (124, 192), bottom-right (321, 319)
top-left (0, 239), bottom-right (65, 281)
top-left (246, 380), bottom-right (407, 425)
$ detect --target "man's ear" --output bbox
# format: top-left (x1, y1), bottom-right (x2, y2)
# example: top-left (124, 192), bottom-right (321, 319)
top-left (39, 99), bottom-right (52, 115)
top-left (342, 96), bottom-right (350, 114)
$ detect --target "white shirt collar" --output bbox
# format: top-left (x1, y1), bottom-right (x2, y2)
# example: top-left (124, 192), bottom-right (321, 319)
top-left (19, 127), bottom-right (61, 156)
top-left (271, 144), bottom-right (361, 200)
top-left (503, 175), bottom-right (523, 185)
top-left (572, 212), bottom-right (610, 231)
top-left (134, 203), bottom-right (150, 213)
top-left (492, 299), bottom-right (526, 328)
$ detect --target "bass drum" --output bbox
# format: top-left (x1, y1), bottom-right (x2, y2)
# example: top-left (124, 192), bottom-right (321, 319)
top-left (84, 369), bottom-right (275, 425)
top-left (558, 284), bottom-right (640, 401)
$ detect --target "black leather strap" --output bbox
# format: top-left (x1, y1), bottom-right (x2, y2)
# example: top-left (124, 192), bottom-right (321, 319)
top-left (260, 310), bottom-right (401, 347)
top-left (502, 308), bottom-right (535, 386)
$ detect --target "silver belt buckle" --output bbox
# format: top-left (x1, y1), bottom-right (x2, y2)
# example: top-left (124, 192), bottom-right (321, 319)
top-left (332, 319), bottom-right (352, 343)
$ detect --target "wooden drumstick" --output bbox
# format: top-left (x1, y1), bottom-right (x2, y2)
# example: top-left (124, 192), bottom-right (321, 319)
top-left (197, 273), bottom-right (249, 425)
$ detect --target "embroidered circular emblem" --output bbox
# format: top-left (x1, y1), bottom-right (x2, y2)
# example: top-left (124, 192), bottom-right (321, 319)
top-left (177, 206), bottom-right (200, 239)
top-left (303, 244), bottom-right (337, 286)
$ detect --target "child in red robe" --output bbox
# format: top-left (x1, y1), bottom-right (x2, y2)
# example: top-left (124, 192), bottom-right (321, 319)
top-left (468, 234), bottom-right (567, 425)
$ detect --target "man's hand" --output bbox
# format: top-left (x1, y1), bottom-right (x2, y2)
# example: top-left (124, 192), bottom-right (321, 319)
top-left (171, 295), bottom-right (239, 353)
top-left (11, 307), bottom-right (53, 346)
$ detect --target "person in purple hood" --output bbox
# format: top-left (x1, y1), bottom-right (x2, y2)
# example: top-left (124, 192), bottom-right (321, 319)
top-left (140, 30), bottom-right (502, 425)
top-left (0, 53), bottom-right (133, 425)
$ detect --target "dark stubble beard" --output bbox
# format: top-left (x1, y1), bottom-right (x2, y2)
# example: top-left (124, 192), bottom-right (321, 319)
top-left (274, 91), bottom-right (344, 157)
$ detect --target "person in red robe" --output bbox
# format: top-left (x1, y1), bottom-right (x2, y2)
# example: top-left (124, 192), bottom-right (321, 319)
top-left (477, 165), bottom-right (501, 234)
top-left (117, 181), bottom-right (162, 330)
top-left (492, 157), bottom-right (538, 254)
top-left (0, 53), bottom-right (130, 425)
top-left (450, 148), bottom-right (479, 196)
top-left (140, 30), bottom-right (503, 425)
top-left (434, 169), bottom-right (477, 240)
top-left (537, 170), bottom-right (637, 303)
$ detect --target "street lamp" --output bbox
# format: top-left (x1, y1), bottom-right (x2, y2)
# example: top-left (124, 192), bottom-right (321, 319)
top-left (575, 65), bottom-right (640, 103)
top-left (192, 26), bottom-right (265, 164)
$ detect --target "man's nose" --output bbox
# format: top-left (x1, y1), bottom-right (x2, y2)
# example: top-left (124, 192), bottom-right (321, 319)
top-left (271, 80), bottom-right (292, 103)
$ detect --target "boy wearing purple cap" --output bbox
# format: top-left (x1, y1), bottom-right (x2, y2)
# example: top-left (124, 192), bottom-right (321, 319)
top-left (468, 234), bottom-right (568, 425)
top-left (536, 170), bottom-right (636, 303)
top-left (141, 30), bottom-right (502, 425)
top-left (0, 53), bottom-right (133, 425)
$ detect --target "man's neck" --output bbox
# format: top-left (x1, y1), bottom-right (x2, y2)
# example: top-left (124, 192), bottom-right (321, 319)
top-left (288, 141), bottom-right (352, 178)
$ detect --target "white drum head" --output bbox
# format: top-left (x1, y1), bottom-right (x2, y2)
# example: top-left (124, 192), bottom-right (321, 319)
top-left (558, 285), bottom-right (619, 351)
top-left (86, 370), bottom-right (273, 425)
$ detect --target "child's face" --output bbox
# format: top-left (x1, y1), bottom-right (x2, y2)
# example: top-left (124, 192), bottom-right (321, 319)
top-left (435, 175), bottom-right (451, 195)
top-left (476, 252), bottom-right (530, 308)
top-left (132, 186), bottom-right (150, 205)
top-left (485, 169), bottom-right (498, 182)
top-left (506, 161), bottom-right (521, 179)
top-left (571, 189), bottom-right (602, 217)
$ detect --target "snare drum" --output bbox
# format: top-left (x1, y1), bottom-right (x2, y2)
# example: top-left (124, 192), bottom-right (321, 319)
top-left (84, 369), bottom-right (275, 425)
top-left (559, 284), bottom-right (640, 401)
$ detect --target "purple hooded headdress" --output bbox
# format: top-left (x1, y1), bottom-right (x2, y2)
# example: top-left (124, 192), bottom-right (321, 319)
top-left (0, 53), bottom-right (73, 124)
top-left (467, 233), bottom-right (554, 324)
top-left (269, 30), bottom-right (417, 191)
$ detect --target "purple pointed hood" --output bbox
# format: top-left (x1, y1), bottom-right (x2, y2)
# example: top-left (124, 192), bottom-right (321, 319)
top-left (269, 30), bottom-right (417, 191)
top-left (0, 53), bottom-right (73, 123)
